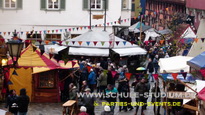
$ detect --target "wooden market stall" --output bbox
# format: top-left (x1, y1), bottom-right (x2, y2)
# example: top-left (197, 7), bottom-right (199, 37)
top-left (6, 44), bottom-right (79, 103)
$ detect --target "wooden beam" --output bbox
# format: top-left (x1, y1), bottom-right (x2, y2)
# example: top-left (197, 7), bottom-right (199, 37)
top-left (183, 104), bottom-right (198, 111)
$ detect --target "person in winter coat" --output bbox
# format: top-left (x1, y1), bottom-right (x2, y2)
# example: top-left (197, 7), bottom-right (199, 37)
top-left (5, 89), bottom-right (18, 115)
top-left (151, 82), bottom-right (161, 115)
top-left (147, 58), bottom-right (154, 82)
top-left (98, 70), bottom-right (107, 94)
top-left (78, 106), bottom-right (89, 115)
top-left (153, 55), bottom-right (159, 74)
top-left (69, 83), bottom-right (78, 100)
top-left (88, 69), bottom-right (96, 93)
top-left (105, 84), bottom-right (118, 112)
top-left (17, 88), bottom-right (30, 115)
top-left (81, 88), bottom-right (95, 115)
top-left (101, 106), bottom-right (114, 115)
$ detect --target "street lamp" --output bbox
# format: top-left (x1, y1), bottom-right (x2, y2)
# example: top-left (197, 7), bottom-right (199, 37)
top-left (6, 30), bottom-right (24, 66)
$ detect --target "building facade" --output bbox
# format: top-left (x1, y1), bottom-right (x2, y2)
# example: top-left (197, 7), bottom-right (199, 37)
top-left (0, 0), bottom-right (131, 41)
top-left (145, 0), bottom-right (186, 30)
top-left (186, 0), bottom-right (205, 29)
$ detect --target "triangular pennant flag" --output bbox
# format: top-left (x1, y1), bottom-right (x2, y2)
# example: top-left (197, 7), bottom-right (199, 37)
top-left (31, 40), bottom-right (36, 44)
top-left (37, 40), bottom-right (42, 45)
top-left (194, 38), bottom-right (199, 43)
top-left (116, 41), bottom-right (120, 46)
top-left (3, 32), bottom-right (6, 35)
top-left (72, 28), bottom-right (75, 31)
top-left (40, 50), bottom-right (45, 55)
top-left (0, 32), bottom-right (1, 35)
top-left (72, 61), bottom-right (77, 68)
top-left (109, 41), bottom-right (112, 45)
top-left (93, 41), bottom-right (98, 46)
top-left (60, 29), bottom-right (63, 32)
top-left (58, 41), bottom-right (62, 45)
top-left (8, 80), bottom-right (13, 85)
top-left (39, 31), bottom-right (42, 34)
top-left (72, 41), bottom-right (75, 45)
top-left (21, 32), bottom-right (23, 35)
top-left (65, 41), bottom-right (69, 45)
top-left (130, 41), bottom-right (135, 45)
top-left (35, 31), bottom-right (37, 34)
top-left (88, 26), bottom-right (91, 29)
top-left (123, 41), bottom-right (126, 45)
top-left (153, 74), bottom-right (159, 80)
top-left (78, 41), bottom-right (82, 45)
top-left (49, 53), bottom-right (54, 59)
top-left (99, 24), bottom-right (102, 27)
top-left (33, 46), bottom-right (37, 52)
top-left (161, 74), bottom-right (168, 81)
top-left (43, 30), bottom-right (47, 34)
top-left (76, 27), bottom-right (79, 30)
top-left (12, 70), bottom-right (18, 76)
top-left (52, 30), bottom-right (54, 33)
top-left (111, 71), bottom-right (117, 78)
top-left (80, 27), bottom-right (83, 30)
top-left (86, 41), bottom-right (90, 46)
top-left (125, 73), bottom-right (132, 80)
top-left (84, 26), bottom-right (87, 29)
top-left (107, 23), bottom-right (109, 26)
top-left (52, 41), bottom-right (56, 44)
top-left (171, 73), bottom-right (178, 80)
top-left (95, 25), bottom-right (97, 27)
top-left (45, 40), bottom-right (50, 45)
top-left (201, 38), bottom-right (205, 42)
top-left (181, 72), bottom-right (187, 79)
top-left (160, 40), bottom-right (164, 44)
top-left (8, 32), bottom-right (10, 35)
top-left (56, 30), bottom-right (58, 33)
top-left (47, 30), bottom-right (50, 33)
top-left (69, 28), bottom-right (71, 31)
top-left (101, 41), bottom-right (105, 46)
top-left (25, 40), bottom-right (31, 47)
top-left (114, 21), bottom-right (116, 24)
top-left (124, 19), bottom-right (126, 22)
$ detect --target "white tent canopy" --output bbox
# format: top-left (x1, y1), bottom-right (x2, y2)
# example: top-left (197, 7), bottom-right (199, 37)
top-left (180, 26), bottom-right (196, 38)
top-left (144, 28), bottom-right (160, 41)
top-left (159, 56), bottom-right (193, 73)
top-left (62, 31), bottom-right (147, 57)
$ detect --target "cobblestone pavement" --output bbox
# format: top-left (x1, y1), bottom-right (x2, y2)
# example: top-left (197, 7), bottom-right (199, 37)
top-left (0, 79), bottom-right (165, 115)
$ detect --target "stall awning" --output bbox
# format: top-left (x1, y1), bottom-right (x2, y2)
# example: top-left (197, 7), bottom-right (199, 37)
top-left (69, 47), bottom-right (109, 57)
top-left (112, 47), bottom-right (147, 57)
top-left (187, 52), bottom-right (205, 70)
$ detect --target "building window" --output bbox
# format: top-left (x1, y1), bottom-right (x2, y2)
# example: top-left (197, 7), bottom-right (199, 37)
top-left (91, 0), bottom-right (102, 10)
top-left (4, 0), bottom-right (16, 9)
top-left (45, 34), bottom-right (61, 41)
top-left (122, 0), bottom-right (129, 9)
top-left (39, 71), bottom-right (55, 88)
top-left (47, 0), bottom-right (59, 10)
top-left (27, 34), bottom-right (42, 40)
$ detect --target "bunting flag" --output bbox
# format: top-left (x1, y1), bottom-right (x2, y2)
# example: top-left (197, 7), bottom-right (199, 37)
top-left (32, 46), bottom-right (37, 52)
top-left (111, 71), bottom-right (117, 78)
top-left (37, 40), bottom-right (42, 45)
top-left (160, 40), bottom-right (164, 44)
top-left (52, 41), bottom-right (57, 44)
top-left (77, 27), bottom-right (79, 30)
top-left (12, 70), bottom-right (18, 76)
top-left (8, 80), bottom-right (13, 85)
top-left (194, 38), bottom-right (199, 43)
top-left (3, 32), bottom-right (6, 35)
top-left (56, 30), bottom-right (58, 33)
top-left (130, 41), bottom-right (135, 45)
top-left (71, 61), bottom-right (77, 68)
top-left (49, 53), bottom-right (54, 59)
top-left (93, 41), bottom-right (98, 46)
top-left (109, 41), bottom-right (112, 45)
top-left (39, 45), bottom-right (45, 55)
top-left (69, 28), bottom-right (71, 31)
top-left (201, 38), bottom-right (205, 42)
top-left (78, 41), bottom-right (82, 45)
top-left (0, 32), bottom-right (1, 35)
top-left (86, 41), bottom-right (90, 46)
top-left (80, 27), bottom-right (83, 30)
top-left (65, 41), bottom-right (69, 45)
top-left (161, 73), bottom-right (168, 81)
top-left (200, 69), bottom-right (205, 78)
top-left (45, 40), bottom-right (50, 45)
top-left (58, 41), bottom-right (62, 45)
top-left (153, 74), bottom-right (159, 80)
top-left (171, 73), bottom-right (178, 80)
top-left (123, 41), bottom-right (126, 45)
top-left (25, 40), bottom-right (31, 47)
top-left (43, 30), bottom-right (46, 34)
top-left (101, 41), bottom-right (105, 46)
top-left (21, 31), bottom-right (23, 35)
top-left (125, 73), bottom-right (132, 80)
top-left (181, 72), bottom-right (187, 79)
top-left (8, 32), bottom-right (11, 35)
top-left (47, 30), bottom-right (50, 33)
top-left (60, 29), bottom-right (63, 32)
top-left (72, 41), bottom-right (75, 45)
top-left (116, 41), bottom-right (120, 46)
top-left (72, 28), bottom-right (75, 31)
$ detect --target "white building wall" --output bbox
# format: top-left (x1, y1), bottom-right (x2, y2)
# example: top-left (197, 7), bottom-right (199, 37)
top-left (0, 0), bottom-right (131, 40)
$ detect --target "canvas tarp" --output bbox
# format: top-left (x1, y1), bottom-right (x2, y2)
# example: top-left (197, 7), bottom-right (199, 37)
top-left (187, 52), bottom-right (205, 70)
top-left (9, 68), bottom-right (32, 100)
top-left (159, 56), bottom-right (193, 73)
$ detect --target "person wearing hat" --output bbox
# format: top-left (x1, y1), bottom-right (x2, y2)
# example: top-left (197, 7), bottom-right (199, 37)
top-left (88, 69), bottom-right (96, 93)
top-left (101, 106), bottom-right (114, 115)
top-left (78, 106), bottom-right (89, 115)
top-left (80, 88), bottom-right (95, 115)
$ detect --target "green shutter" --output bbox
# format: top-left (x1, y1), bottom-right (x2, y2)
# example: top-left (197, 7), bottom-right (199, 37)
top-left (0, 0), bottom-right (3, 9)
top-left (40, 0), bottom-right (46, 10)
top-left (83, 0), bottom-right (88, 10)
top-left (17, 0), bottom-right (23, 9)
top-left (103, 0), bottom-right (108, 10)
top-left (60, 0), bottom-right (65, 10)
